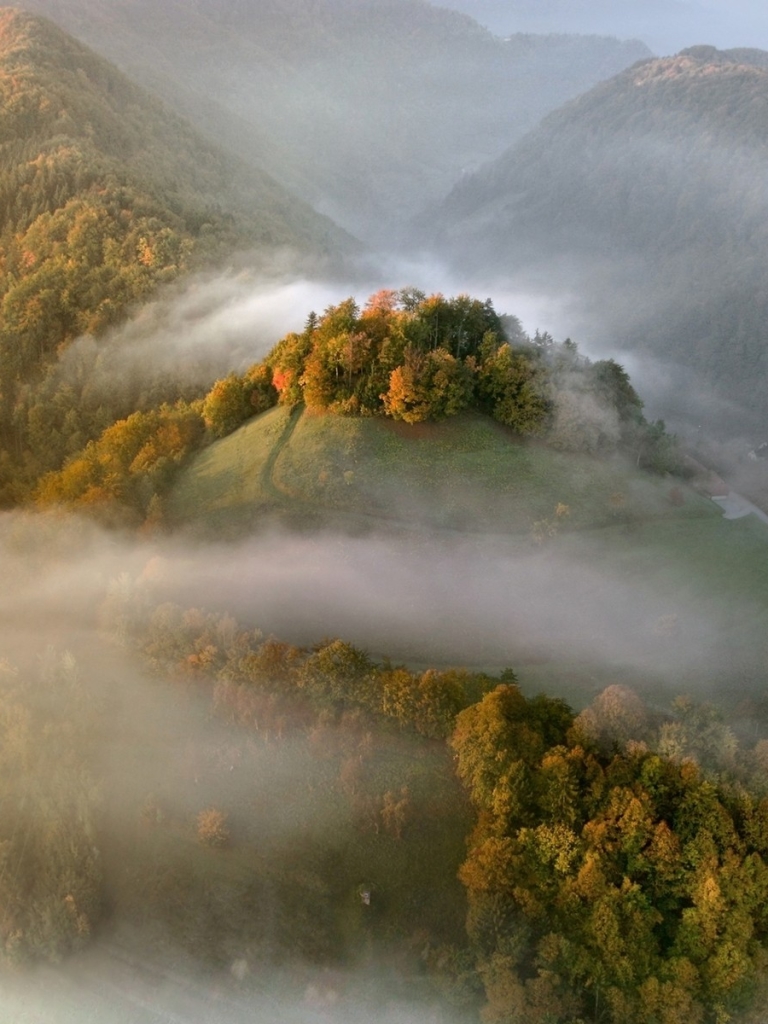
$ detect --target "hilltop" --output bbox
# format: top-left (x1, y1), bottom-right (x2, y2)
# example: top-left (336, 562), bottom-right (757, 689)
top-left (425, 46), bottom-right (768, 435)
top-left (17, 0), bottom-right (650, 240)
top-left (27, 286), bottom-right (768, 695)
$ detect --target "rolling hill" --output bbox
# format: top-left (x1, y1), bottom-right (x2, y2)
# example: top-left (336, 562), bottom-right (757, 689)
top-left (166, 404), bottom-right (707, 537)
top-left (16, 0), bottom-right (650, 241)
top-left (425, 46), bottom-right (768, 436)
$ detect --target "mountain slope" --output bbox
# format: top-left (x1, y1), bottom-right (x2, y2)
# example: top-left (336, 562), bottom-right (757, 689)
top-left (17, 0), bottom-right (650, 240)
top-left (0, 8), bottom-right (350, 496)
top-left (0, 7), bottom-right (347, 254)
top-left (427, 46), bottom-right (768, 433)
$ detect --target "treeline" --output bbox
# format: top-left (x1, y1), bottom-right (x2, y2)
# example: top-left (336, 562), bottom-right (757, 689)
top-left (104, 584), bottom-right (498, 741)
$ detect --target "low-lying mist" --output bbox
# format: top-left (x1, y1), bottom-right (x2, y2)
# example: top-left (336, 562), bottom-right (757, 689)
top-left (5, 259), bottom-right (768, 1020)
top-left (2, 502), bottom-right (760, 706)
top-left (49, 253), bottom-right (574, 406)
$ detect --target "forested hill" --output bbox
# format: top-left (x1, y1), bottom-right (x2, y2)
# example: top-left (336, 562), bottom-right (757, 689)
top-left (0, 7), bottom-right (346, 262)
top-left (17, 0), bottom-right (649, 240)
top-left (0, 7), bottom-right (350, 500)
top-left (425, 46), bottom-right (768, 433)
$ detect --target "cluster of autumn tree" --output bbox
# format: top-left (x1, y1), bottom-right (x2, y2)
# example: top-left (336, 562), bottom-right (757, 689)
top-left (452, 683), bottom-right (768, 1024)
top-left (104, 584), bottom-right (496, 741)
top-left (207, 289), bottom-right (678, 462)
top-left (265, 290), bottom-right (547, 428)
top-left (99, 574), bottom-right (768, 1023)
top-left (28, 289), bottom-right (678, 523)
top-left (35, 401), bottom-right (204, 525)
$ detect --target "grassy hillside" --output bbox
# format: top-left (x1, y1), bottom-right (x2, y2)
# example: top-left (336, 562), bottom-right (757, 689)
top-left (167, 406), bottom-right (711, 536)
top-left (18, 0), bottom-right (649, 240)
top-left (167, 405), bottom-right (768, 707)
top-left (427, 46), bottom-right (768, 434)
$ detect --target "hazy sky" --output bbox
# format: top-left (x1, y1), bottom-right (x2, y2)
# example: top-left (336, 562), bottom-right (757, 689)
top-left (439, 0), bottom-right (768, 55)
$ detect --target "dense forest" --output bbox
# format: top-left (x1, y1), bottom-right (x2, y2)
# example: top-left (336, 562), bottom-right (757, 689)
top-left (2, 569), bottom-right (768, 1024)
top-left (0, 9), bottom-right (348, 502)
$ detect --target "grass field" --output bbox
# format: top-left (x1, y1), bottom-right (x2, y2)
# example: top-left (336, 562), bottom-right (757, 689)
top-left (166, 406), bottom-right (768, 706)
top-left (168, 406), bottom-right (715, 535)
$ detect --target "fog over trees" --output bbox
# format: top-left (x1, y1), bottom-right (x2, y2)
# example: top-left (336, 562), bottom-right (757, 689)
top-left (0, 1), bottom-right (767, 1022)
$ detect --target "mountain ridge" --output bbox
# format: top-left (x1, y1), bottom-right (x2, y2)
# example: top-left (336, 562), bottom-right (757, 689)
top-left (424, 45), bottom-right (768, 433)
top-left (16, 0), bottom-right (651, 240)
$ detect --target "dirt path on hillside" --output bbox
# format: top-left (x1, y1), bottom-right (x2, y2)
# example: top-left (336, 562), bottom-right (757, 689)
top-left (259, 405), bottom-right (303, 503)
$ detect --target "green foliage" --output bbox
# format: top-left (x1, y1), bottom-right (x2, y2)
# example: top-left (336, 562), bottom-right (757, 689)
top-left (202, 375), bottom-right (257, 438)
top-left (35, 402), bottom-right (204, 521)
top-left (477, 338), bottom-right (551, 434)
top-left (453, 683), bottom-right (768, 1024)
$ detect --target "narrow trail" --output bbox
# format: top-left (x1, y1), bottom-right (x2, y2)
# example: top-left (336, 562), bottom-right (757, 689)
top-left (259, 405), bottom-right (303, 503)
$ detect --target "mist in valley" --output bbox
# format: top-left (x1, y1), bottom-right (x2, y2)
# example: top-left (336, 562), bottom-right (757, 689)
top-left (0, 468), bottom-right (765, 1018)
top-left (3, 0), bottom-right (768, 1020)
top-left (6, 237), bottom-right (768, 1019)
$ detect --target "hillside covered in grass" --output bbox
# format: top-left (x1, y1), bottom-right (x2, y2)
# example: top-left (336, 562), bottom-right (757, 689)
top-left (32, 286), bottom-right (768, 699)
top-left (166, 404), bottom-right (705, 537)
top-left (34, 289), bottom-right (680, 527)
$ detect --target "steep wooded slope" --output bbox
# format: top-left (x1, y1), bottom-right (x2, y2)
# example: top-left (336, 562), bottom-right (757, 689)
top-left (427, 47), bottom-right (768, 432)
top-left (17, 0), bottom-right (650, 240)
top-left (0, 8), bottom-right (349, 496)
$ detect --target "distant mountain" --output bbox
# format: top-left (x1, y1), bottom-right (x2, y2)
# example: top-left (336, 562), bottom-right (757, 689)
top-left (436, 0), bottom-right (768, 56)
top-left (426, 46), bottom-right (768, 433)
top-left (17, 0), bottom-right (650, 241)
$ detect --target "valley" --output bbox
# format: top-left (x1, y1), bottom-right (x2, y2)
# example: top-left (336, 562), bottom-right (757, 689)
top-left (0, 2), bottom-right (766, 1022)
